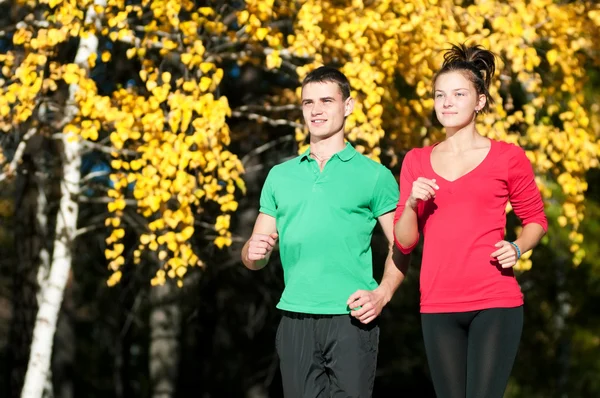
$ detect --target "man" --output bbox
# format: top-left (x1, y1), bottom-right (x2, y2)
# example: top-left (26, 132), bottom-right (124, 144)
top-left (241, 66), bottom-right (407, 397)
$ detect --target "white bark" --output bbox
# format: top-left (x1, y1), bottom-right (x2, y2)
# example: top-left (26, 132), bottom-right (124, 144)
top-left (20, 2), bottom-right (104, 397)
top-left (149, 282), bottom-right (181, 398)
top-left (33, 153), bottom-right (55, 398)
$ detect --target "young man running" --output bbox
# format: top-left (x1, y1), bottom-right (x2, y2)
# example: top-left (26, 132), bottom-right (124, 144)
top-left (242, 66), bottom-right (407, 397)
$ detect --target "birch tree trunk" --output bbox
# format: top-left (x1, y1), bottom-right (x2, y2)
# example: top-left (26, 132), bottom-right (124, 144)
top-left (149, 281), bottom-right (181, 398)
top-left (10, 151), bottom-right (44, 398)
top-left (20, 2), bottom-right (103, 396)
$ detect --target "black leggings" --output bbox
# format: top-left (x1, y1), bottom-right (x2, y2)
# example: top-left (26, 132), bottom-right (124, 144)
top-left (421, 306), bottom-right (523, 398)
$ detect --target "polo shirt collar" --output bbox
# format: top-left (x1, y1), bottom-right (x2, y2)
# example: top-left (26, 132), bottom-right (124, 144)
top-left (299, 142), bottom-right (358, 163)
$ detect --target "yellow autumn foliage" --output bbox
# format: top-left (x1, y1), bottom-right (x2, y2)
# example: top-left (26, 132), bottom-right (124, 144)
top-left (1, 0), bottom-right (244, 286)
top-left (238, 0), bottom-right (600, 269)
top-left (1, 0), bottom-right (598, 282)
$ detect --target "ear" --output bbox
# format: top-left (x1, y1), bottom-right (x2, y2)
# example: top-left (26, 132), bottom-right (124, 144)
top-left (476, 94), bottom-right (487, 113)
top-left (344, 97), bottom-right (355, 117)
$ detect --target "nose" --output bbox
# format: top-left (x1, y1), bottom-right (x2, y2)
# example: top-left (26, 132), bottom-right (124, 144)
top-left (311, 102), bottom-right (323, 115)
top-left (443, 96), bottom-right (453, 108)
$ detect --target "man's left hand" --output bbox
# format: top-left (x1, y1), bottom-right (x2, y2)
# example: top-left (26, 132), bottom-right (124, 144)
top-left (346, 287), bottom-right (389, 324)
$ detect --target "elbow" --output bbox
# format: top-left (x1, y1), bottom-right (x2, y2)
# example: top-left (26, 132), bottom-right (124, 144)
top-left (393, 233), bottom-right (416, 255)
top-left (525, 218), bottom-right (548, 234)
top-left (393, 224), bottom-right (418, 254)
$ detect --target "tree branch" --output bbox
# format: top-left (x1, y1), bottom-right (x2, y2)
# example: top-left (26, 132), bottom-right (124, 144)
top-left (0, 127), bottom-right (37, 183)
top-left (77, 196), bottom-right (137, 206)
top-left (235, 104), bottom-right (299, 113)
top-left (230, 110), bottom-right (303, 129)
top-left (51, 133), bottom-right (138, 156)
top-left (241, 135), bottom-right (295, 166)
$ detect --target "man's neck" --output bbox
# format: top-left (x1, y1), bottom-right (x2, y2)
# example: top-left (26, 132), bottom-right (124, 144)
top-left (309, 134), bottom-right (346, 159)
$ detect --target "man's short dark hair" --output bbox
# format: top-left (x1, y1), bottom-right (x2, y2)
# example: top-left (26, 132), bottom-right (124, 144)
top-left (301, 66), bottom-right (351, 100)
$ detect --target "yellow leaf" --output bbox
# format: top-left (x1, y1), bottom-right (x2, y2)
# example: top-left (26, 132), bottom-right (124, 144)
top-left (63, 70), bottom-right (80, 85)
top-left (181, 53), bottom-right (192, 65)
top-left (146, 79), bottom-right (157, 91)
top-left (88, 53), bottom-right (97, 68)
top-left (255, 27), bottom-right (269, 41)
top-left (200, 62), bottom-right (213, 74)
top-left (266, 50), bottom-right (282, 69)
top-left (215, 214), bottom-right (230, 231)
top-left (199, 77), bottom-right (212, 91)
top-left (179, 226), bottom-right (194, 240)
top-left (238, 10), bottom-right (249, 24)
top-left (199, 7), bottom-right (214, 16)
top-left (214, 235), bottom-right (232, 248)
top-left (176, 266), bottom-right (187, 277)
top-left (220, 201), bottom-right (238, 212)
top-left (107, 271), bottom-right (122, 287)
top-left (126, 48), bottom-right (137, 59)
top-left (546, 49), bottom-right (558, 66)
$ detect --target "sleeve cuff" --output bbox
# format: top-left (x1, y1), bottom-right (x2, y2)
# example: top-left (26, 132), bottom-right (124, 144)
top-left (394, 233), bottom-right (418, 254)
top-left (259, 207), bottom-right (276, 218)
top-left (373, 201), bottom-right (398, 218)
top-left (522, 219), bottom-right (548, 233)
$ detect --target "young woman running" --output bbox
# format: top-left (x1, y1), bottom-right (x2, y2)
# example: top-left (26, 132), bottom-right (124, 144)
top-left (394, 44), bottom-right (547, 398)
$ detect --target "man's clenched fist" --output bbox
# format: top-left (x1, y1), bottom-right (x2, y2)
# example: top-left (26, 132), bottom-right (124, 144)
top-left (246, 233), bottom-right (279, 261)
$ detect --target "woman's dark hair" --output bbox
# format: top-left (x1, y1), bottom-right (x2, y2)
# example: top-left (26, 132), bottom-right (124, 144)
top-left (302, 66), bottom-right (351, 100)
top-left (433, 43), bottom-right (497, 113)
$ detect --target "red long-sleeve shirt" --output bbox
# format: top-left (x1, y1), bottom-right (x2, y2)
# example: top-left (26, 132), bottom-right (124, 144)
top-left (394, 140), bottom-right (548, 313)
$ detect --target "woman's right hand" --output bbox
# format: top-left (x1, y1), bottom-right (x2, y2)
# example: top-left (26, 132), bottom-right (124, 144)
top-left (407, 177), bottom-right (439, 210)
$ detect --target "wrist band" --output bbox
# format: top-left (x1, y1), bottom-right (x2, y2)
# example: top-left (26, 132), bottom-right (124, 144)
top-left (509, 241), bottom-right (521, 259)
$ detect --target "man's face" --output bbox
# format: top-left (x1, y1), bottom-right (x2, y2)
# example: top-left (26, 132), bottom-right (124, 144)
top-left (301, 81), bottom-right (353, 140)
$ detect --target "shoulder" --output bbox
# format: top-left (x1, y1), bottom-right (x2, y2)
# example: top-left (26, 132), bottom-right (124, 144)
top-left (493, 140), bottom-right (525, 156)
top-left (491, 140), bottom-right (530, 164)
top-left (267, 155), bottom-right (302, 178)
top-left (350, 153), bottom-right (396, 184)
top-left (401, 145), bottom-right (432, 167)
top-left (352, 152), bottom-right (388, 171)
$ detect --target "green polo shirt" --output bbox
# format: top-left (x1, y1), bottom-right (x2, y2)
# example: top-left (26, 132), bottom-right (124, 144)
top-left (259, 143), bottom-right (399, 314)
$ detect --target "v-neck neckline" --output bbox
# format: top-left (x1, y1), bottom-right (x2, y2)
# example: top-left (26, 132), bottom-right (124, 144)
top-left (427, 139), bottom-right (495, 183)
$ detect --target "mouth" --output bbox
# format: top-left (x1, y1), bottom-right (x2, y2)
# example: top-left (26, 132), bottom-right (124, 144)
top-left (311, 119), bottom-right (327, 124)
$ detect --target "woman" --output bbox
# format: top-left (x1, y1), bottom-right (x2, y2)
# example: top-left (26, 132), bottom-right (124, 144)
top-left (394, 44), bottom-right (547, 398)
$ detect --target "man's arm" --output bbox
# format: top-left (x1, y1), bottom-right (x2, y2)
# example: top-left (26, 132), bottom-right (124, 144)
top-left (347, 211), bottom-right (410, 324)
top-left (241, 213), bottom-right (278, 271)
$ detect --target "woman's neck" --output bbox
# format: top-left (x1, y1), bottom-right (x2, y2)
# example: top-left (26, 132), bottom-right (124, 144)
top-left (443, 124), bottom-right (486, 152)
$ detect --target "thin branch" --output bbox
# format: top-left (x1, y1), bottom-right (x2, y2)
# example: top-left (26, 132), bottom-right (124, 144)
top-left (51, 133), bottom-right (138, 156)
top-left (80, 170), bottom-right (111, 184)
top-left (0, 127), bottom-right (37, 182)
top-left (81, 140), bottom-right (138, 156)
top-left (244, 155), bottom-right (296, 174)
top-left (194, 220), bottom-right (216, 230)
top-left (75, 222), bottom-right (107, 237)
top-left (235, 104), bottom-right (299, 113)
top-left (230, 110), bottom-right (303, 129)
top-left (77, 196), bottom-right (137, 206)
top-left (241, 135), bottom-right (294, 166)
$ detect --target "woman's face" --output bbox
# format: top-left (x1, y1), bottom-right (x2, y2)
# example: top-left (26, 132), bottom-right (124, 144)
top-left (434, 71), bottom-right (486, 130)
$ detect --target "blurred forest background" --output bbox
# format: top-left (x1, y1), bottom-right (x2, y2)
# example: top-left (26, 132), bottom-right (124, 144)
top-left (0, 0), bottom-right (599, 397)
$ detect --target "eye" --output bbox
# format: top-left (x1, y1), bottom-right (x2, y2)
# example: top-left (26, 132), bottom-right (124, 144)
top-left (456, 92), bottom-right (465, 96)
